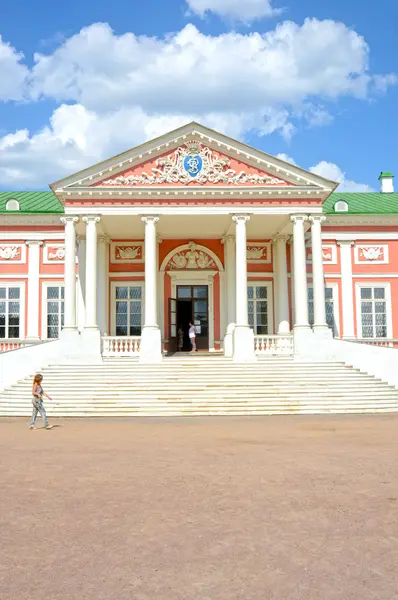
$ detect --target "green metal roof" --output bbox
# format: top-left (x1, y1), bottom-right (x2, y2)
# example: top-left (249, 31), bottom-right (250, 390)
top-left (0, 191), bottom-right (63, 214)
top-left (0, 190), bottom-right (398, 216)
top-left (379, 172), bottom-right (394, 178)
top-left (325, 192), bottom-right (398, 215)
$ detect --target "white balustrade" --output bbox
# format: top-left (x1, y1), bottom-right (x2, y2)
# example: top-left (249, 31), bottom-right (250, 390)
top-left (354, 338), bottom-right (398, 349)
top-left (0, 340), bottom-right (38, 353)
top-left (102, 336), bottom-right (141, 356)
top-left (254, 335), bottom-right (294, 355)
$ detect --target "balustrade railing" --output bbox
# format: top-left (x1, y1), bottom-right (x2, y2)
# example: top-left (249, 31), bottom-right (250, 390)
top-left (352, 338), bottom-right (398, 348)
top-left (102, 336), bottom-right (141, 356)
top-left (254, 334), bottom-right (293, 355)
top-left (0, 340), bottom-right (37, 353)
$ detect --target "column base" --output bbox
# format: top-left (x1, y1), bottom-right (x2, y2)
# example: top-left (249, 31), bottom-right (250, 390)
top-left (293, 326), bottom-right (314, 356)
top-left (80, 328), bottom-right (102, 363)
top-left (233, 325), bottom-right (256, 362)
top-left (223, 323), bottom-right (235, 357)
top-left (140, 326), bottom-right (162, 363)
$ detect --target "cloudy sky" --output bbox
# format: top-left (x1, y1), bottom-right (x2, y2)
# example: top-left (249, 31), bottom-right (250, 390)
top-left (1, 0), bottom-right (397, 190)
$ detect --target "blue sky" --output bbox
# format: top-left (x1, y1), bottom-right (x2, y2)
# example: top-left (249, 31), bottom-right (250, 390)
top-left (0, 0), bottom-right (397, 191)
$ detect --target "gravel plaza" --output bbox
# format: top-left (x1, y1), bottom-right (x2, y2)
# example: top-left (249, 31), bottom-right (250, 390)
top-left (1, 415), bottom-right (397, 600)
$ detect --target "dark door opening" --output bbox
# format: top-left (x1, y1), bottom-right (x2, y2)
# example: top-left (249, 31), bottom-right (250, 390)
top-left (175, 285), bottom-right (209, 351)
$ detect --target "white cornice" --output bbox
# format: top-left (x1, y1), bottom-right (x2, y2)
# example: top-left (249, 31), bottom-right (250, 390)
top-left (2, 216), bottom-right (61, 226)
top-left (322, 232), bottom-right (398, 241)
top-left (0, 231), bottom-right (64, 241)
top-left (325, 215), bottom-right (398, 226)
top-left (64, 205), bottom-right (324, 216)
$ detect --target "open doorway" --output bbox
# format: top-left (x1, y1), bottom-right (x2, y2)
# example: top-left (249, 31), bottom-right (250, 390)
top-left (171, 285), bottom-right (209, 351)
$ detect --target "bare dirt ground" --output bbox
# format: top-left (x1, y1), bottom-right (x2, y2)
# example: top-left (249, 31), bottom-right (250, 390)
top-left (0, 415), bottom-right (397, 600)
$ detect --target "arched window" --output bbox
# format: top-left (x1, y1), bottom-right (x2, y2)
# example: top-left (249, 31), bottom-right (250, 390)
top-left (334, 200), bottom-right (348, 213)
top-left (6, 199), bottom-right (20, 211)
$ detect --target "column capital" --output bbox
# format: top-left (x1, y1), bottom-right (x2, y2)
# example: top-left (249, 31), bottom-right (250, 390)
top-left (98, 234), bottom-right (111, 245)
top-left (25, 240), bottom-right (43, 247)
top-left (232, 215), bottom-right (250, 224)
top-left (290, 214), bottom-right (308, 223)
top-left (272, 234), bottom-right (290, 245)
top-left (308, 215), bottom-right (326, 224)
top-left (221, 234), bottom-right (235, 244)
top-left (60, 216), bottom-right (79, 225)
top-left (142, 216), bottom-right (159, 225)
top-left (82, 216), bottom-right (101, 224)
top-left (337, 240), bottom-right (355, 247)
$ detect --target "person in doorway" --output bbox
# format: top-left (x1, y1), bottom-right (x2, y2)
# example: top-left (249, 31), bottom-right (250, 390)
top-left (178, 325), bottom-right (184, 352)
top-left (30, 374), bottom-right (53, 430)
top-left (189, 321), bottom-right (197, 353)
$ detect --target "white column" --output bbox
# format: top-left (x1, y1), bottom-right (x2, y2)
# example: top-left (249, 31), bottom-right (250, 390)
top-left (291, 215), bottom-right (310, 329)
top-left (83, 217), bottom-right (100, 329)
top-left (77, 237), bottom-right (86, 332)
top-left (309, 216), bottom-right (330, 334)
top-left (338, 241), bottom-right (355, 338)
top-left (232, 215), bottom-right (255, 361)
top-left (25, 241), bottom-right (43, 341)
top-left (97, 235), bottom-right (110, 335)
top-left (273, 235), bottom-right (290, 334)
top-left (60, 217), bottom-right (78, 331)
top-left (221, 234), bottom-right (236, 356)
top-left (140, 216), bottom-right (162, 363)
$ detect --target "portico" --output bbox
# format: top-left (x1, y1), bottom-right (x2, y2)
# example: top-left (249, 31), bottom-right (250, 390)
top-left (51, 121), bottom-right (337, 362)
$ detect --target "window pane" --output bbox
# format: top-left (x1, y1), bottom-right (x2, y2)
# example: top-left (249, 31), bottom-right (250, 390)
top-left (47, 314), bottom-right (59, 326)
top-left (248, 300), bottom-right (254, 313)
top-left (47, 287), bottom-right (59, 300)
top-left (308, 288), bottom-right (314, 301)
top-left (374, 288), bottom-right (385, 299)
top-left (9, 288), bottom-right (20, 299)
top-left (257, 301), bottom-right (268, 313)
top-left (116, 325), bottom-right (128, 336)
top-left (47, 301), bottom-right (59, 314)
top-left (257, 325), bottom-right (268, 335)
top-left (8, 327), bottom-right (19, 338)
top-left (116, 301), bottom-right (128, 314)
top-left (360, 288), bottom-right (372, 299)
top-left (361, 302), bottom-right (372, 314)
top-left (0, 288), bottom-right (5, 299)
top-left (9, 302), bottom-right (20, 314)
top-left (247, 287), bottom-right (254, 299)
top-left (361, 313), bottom-right (374, 338)
top-left (193, 286), bottom-right (207, 298)
top-left (116, 287), bottom-right (128, 300)
top-left (129, 287), bottom-right (142, 300)
top-left (0, 315), bottom-right (5, 326)
top-left (0, 327), bottom-right (5, 338)
top-left (47, 327), bottom-right (59, 339)
top-left (61, 287), bottom-right (65, 299)
top-left (256, 287), bottom-right (267, 299)
top-left (0, 302), bottom-right (5, 314)
top-left (325, 288), bottom-right (333, 300)
top-left (248, 313), bottom-right (254, 328)
top-left (375, 302), bottom-right (386, 314)
top-left (116, 314), bottom-right (128, 330)
top-left (177, 286), bottom-right (191, 299)
top-left (194, 300), bottom-right (207, 313)
top-left (129, 301), bottom-right (141, 315)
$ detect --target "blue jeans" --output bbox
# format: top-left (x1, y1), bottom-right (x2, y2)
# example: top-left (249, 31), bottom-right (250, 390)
top-left (30, 398), bottom-right (48, 427)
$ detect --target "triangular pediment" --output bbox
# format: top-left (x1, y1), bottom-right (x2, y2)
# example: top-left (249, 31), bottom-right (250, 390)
top-left (51, 122), bottom-right (337, 197)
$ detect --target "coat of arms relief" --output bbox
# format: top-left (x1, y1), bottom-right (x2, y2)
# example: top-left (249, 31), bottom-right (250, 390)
top-left (103, 141), bottom-right (287, 186)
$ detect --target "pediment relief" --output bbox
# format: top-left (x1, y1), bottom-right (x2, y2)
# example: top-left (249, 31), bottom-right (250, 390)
top-left (96, 141), bottom-right (293, 188)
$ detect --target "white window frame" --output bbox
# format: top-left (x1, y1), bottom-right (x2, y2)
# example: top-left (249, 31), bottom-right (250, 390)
top-left (41, 282), bottom-right (65, 340)
top-left (0, 282), bottom-right (25, 340)
top-left (110, 281), bottom-right (145, 336)
top-left (247, 281), bottom-right (274, 335)
top-left (355, 282), bottom-right (392, 339)
top-left (307, 282), bottom-right (340, 337)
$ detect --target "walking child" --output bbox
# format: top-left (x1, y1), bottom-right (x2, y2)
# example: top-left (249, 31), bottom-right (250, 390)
top-left (30, 374), bottom-right (53, 430)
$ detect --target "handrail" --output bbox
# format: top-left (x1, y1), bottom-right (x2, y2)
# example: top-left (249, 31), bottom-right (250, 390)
top-left (102, 336), bottom-right (141, 356)
top-left (254, 334), bottom-right (293, 355)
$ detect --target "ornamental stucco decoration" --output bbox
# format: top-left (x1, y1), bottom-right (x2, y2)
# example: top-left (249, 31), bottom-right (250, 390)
top-left (168, 242), bottom-right (217, 270)
top-left (103, 141), bottom-right (287, 186)
top-left (247, 247), bottom-right (266, 260)
top-left (360, 247), bottom-right (383, 261)
top-left (116, 246), bottom-right (141, 260)
top-left (0, 246), bottom-right (20, 260)
top-left (48, 247), bottom-right (66, 260)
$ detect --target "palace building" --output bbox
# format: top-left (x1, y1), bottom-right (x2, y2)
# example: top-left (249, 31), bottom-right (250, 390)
top-left (1, 121), bottom-right (398, 404)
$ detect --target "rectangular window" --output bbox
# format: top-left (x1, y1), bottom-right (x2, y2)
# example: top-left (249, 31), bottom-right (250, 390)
top-left (248, 285), bottom-right (269, 335)
top-left (0, 286), bottom-right (21, 339)
top-left (308, 287), bottom-right (337, 336)
top-left (359, 286), bottom-right (388, 338)
top-left (46, 285), bottom-right (65, 339)
top-left (115, 285), bottom-right (143, 336)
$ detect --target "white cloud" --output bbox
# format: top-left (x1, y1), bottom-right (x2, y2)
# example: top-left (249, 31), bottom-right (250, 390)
top-left (310, 161), bottom-right (374, 192)
top-left (186, 0), bottom-right (281, 21)
top-left (276, 153), bottom-right (296, 165)
top-left (0, 35), bottom-right (29, 100)
top-left (0, 19), bottom-right (396, 187)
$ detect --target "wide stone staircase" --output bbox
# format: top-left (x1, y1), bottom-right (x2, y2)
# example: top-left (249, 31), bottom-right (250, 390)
top-left (1, 355), bottom-right (398, 417)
